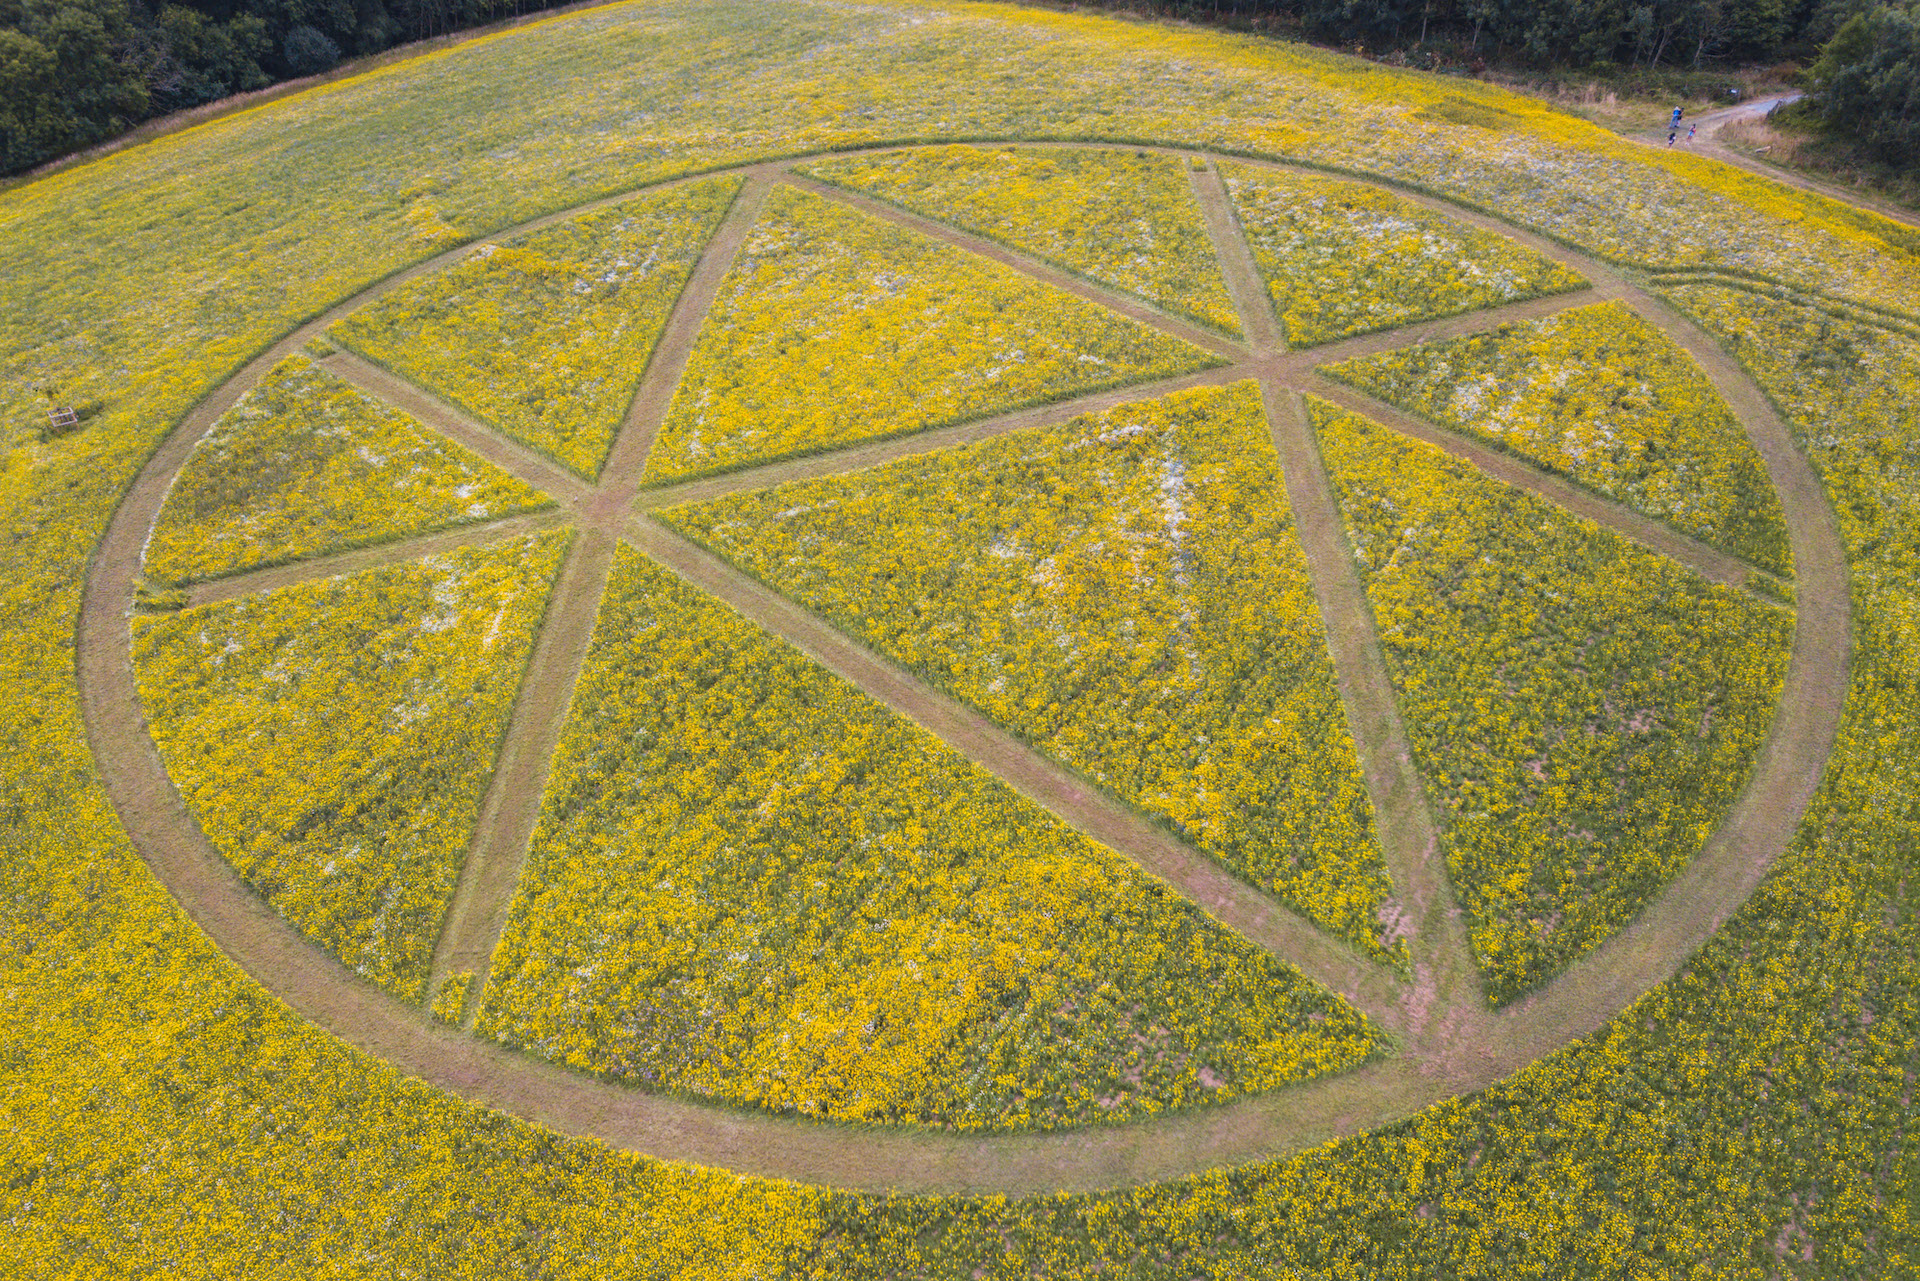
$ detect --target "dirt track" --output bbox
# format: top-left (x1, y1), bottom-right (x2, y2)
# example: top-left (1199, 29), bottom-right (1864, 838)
top-left (1635, 93), bottom-right (1920, 232)
top-left (77, 145), bottom-right (1851, 1194)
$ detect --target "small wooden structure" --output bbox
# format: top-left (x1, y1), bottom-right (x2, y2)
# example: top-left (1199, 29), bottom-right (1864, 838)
top-left (46, 406), bottom-right (79, 432)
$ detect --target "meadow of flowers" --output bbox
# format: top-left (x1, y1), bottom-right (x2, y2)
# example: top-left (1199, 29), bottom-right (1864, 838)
top-left (797, 144), bottom-right (1242, 334)
top-left (1309, 399), bottom-right (1792, 1002)
top-left (1221, 163), bottom-right (1588, 348)
top-left (478, 544), bottom-right (1379, 1130)
top-left (141, 354), bottom-right (552, 586)
top-left (806, 233), bottom-right (1920, 1281)
top-left (664, 382), bottom-right (1397, 960)
top-left (641, 184), bottom-right (1220, 482)
top-left (331, 176), bottom-right (740, 478)
top-left (5, 0), bottom-right (1918, 1271)
top-left (1324, 301), bottom-right (1793, 576)
top-left (132, 533), bottom-right (568, 1001)
top-left (1657, 281), bottom-right (1920, 500)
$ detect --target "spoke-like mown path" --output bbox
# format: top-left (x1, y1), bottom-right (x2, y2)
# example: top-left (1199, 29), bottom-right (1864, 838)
top-left (622, 513), bottom-right (1400, 1016)
top-left (424, 173), bottom-right (778, 1019)
top-left (79, 145), bottom-right (1851, 1195)
top-left (1187, 154), bottom-right (1490, 1055)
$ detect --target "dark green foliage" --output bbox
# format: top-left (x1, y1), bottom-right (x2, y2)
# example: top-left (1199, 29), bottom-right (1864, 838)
top-left (1, 0), bottom-right (151, 172)
top-left (1809, 3), bottom-right (1919, 165)
top-left (280, 20), bottom-right (335, 72)
top-left (0, 0), bottom-right (568, 175)
top-left (1089, 0), bottom-right (1838, 68)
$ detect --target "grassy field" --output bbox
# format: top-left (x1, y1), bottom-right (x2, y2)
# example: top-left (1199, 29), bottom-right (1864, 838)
top-left (1311, 399), bottom-right (1790, 1002)
top-left (133, 535), bottom-right (569, 1001)
top-left (1717, 107), bottom-right (1920, 219)
top-left (144, 354), bottom-right (553, 584)
top-left (1222, 163), bottom-right (1587, 346)
top-left (1323, 301), bottom-right (1791, 573)
top-left (663, 382), bottom-right (1400, 961)
top-left (798, 144), bottom-right (1243, 334)
top-left (644, 184), bottom-right (1215, 480)
top-left (480, 545), bottom-right (1380, 1130)
top-left (3, 1), bottom-right (1917, 1275)
top-left (331, 175), bottom-right (741, 478)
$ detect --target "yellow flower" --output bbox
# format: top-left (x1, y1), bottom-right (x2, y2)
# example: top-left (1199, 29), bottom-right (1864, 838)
top-left (1310, 397), bottom-right (1791, 1001)
top-left (479, 543), bottom-right (1380, 1129)
top-left (643, 185), bottom-right (1220, 482)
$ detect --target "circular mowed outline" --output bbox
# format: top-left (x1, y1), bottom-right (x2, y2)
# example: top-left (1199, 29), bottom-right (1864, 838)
top-left (79, 145), bottom-right (1851, 1196)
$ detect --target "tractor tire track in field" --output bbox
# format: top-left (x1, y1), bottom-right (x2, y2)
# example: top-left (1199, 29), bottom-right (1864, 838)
top-left (79, 145), bottom-right (1851, 1195)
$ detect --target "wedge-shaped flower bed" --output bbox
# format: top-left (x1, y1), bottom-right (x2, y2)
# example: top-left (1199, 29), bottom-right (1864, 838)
top-left (641, 185), bottom-right (1220, 482)
top-left (133, 533), bottom-right (569, 1001)
top-left (330, 176), bottom-right (740, 478)
top-left (144, 355), bottom-right (552, 585)
top-left (797, 144), bottom-right (1241, 335)
top-left (478, 545), bottom-right (1380, 1130)
top-left (1222, 164), bottom-right (1586, 347)
top-left (663, 382), bottom-right (1398, 959)
top-left (1310, 399), bottom-right (1790, 1003)
top-left (1323, 301), bottom-right (1791, 576)
top-left (1658, 284), bottom-right (1920, 538)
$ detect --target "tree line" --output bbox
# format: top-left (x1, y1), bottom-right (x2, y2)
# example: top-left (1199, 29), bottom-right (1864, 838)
top-left (2, 0), bottom-right (1914, 176)
top-left (0, 0), bottom-right (566, 174)
top-left (1138, 0), bottom-right (1914, 165)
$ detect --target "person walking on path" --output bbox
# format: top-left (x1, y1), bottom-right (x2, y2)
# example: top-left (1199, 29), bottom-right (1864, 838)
top-left (1687, 123), bottom-right (1697, 144)
top-left (1669, 128), bottom-right (1678, 146)
top-left (1671, 106), bottom-right (1684, 129)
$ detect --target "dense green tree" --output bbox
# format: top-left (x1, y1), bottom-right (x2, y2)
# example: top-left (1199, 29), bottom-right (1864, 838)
top-left (0, 0), bottom-right (150, 171)
top-left (122, 5), bottom-right (270, 111)
top-left (1723, 0), bottom-right (1790, 58)
top-left (1810, 2), bottom-right (1919, 162)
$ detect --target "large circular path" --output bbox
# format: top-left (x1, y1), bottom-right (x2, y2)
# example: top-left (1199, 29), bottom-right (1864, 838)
top-left (78, 145), bottom-right (1852, 1195)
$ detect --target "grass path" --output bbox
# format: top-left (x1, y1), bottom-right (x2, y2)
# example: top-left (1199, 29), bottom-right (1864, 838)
top-left (78, 146), bottom-right (1850, 1195)
top-left (1187, 152), bottom-right (1489, 1058)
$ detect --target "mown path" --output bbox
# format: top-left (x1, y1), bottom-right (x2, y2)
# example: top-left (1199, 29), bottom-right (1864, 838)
top-left (78, 145), bottom-right (1851, 1195)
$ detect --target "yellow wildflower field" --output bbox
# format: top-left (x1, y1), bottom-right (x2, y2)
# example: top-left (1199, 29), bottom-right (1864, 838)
top-left (1324, 301), bottom-right (1792, 575)
top-left (1658, 282), bottom-right (1920, 524)
top-left (142, 355), bottom-right (552, 586)
top-left (132, 532), bottom-right (568, 1001)
top-left (1222, 163), bottom-right (1588, 347)
top-left (1310, 399), bottom-right (1791, 1002)
top-left (642, 184), bottom-right (1220, 482)
top-left (664, 382), bottom-right (1397, 959)
top-left (331, 176), bottom-right (740, 478)
top-left (797, 143), bottom-right (1242, 334)
top-left (4, 0), bottom-right (1919, 1271)
top-left (845, 274), bottom-right (1920, 1278)
top-left (478, 544), bottom-right (1379, 1130)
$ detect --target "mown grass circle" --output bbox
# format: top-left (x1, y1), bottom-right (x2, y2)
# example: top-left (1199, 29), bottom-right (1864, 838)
top-left (80, 144), bottom-right (1849, 1194)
